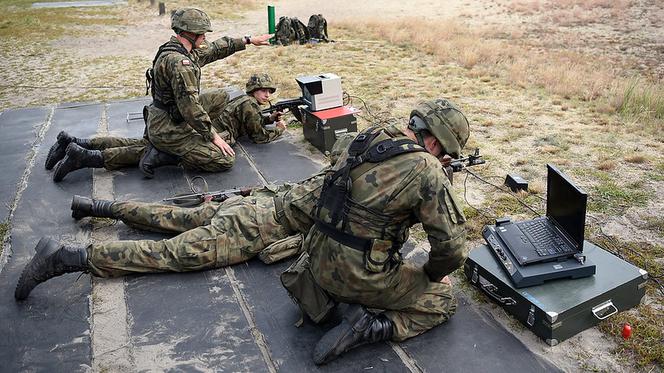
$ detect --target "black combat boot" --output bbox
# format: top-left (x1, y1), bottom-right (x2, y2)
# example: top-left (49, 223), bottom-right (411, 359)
top-left (70, 195), bottom-right (116, 220)
top-left (45, 131), bottom-right (92, 170)
top-left (139, 143), bottom-right (180, 179)
top-left (53, 143), bottom-right (104, 182)
top-left (313, 304), bottom-right (394, 365)
top-left (14, 237), bottom-right (89, 301)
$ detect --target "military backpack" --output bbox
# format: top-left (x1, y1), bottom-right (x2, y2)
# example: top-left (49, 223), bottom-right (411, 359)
top-left (307, 14), bottom-right (329, 42)
top-left (275, 16), bottom-right (310, 45)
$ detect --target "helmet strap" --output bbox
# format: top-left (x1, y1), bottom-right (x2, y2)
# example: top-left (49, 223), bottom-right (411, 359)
top-left (414, 131), bottom-right (426, 148)
top-left (178, 31), bottom-right (199, 51)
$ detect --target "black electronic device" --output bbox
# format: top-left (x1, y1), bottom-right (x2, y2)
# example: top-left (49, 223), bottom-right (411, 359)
top-left (482, 225), bottom-right (595, 288)
top-left (495, 164), bottom-right (587, 266)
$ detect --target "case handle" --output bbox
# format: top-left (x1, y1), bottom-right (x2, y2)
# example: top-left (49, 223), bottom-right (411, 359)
top-left (479, 276), bottom-right (516, 306)
top-left (592, 300), bottom-right (618, 320)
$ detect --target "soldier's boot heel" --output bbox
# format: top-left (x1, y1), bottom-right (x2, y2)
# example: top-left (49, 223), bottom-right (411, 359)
top-left (71, 195), bottom-right (116, 220)
top-left (139, 143), bottom-right (180, 179)
top-left (313, 304), bottom-right (394, 365)
top-left (45, 131), bottom-right (92, 170)
top-left (15, 237), bottom-right (89, 301)
top-left (53, 143), bottom-right (104, 182)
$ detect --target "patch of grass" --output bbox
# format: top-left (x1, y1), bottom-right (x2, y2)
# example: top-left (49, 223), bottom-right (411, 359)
top-left (643, 217), bottom-right (664, 237)
top-left (589, 180), bottom-right (649, 213)
top-left (590, 236), bottom-right (663, 368)
top-left (0, 220), bottom-right (8, 257)
top-left (624, 154), bottom-right (648, 164)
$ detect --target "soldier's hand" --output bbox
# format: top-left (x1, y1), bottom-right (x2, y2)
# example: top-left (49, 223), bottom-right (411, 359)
top-left (213, 133), bottom-right (235, 157)
top-left (440, 275), bottom-right (452, 285)
top-left (275, 119), bottom-right (286, 131)
top-left (439, 154), bottom-right (453, 167)
top-left (269, 110), bottom-right (284, 122)
top-left (250, 34), bottom-right (272, 46)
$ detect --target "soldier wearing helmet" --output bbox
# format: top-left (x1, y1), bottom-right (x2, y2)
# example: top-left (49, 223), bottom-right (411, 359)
top-left (281, 98), bottom-right (471, 365)
top-left (139, 7), bottom-right (272, 178)
top-left (212, 73), bottom-right (287, 146)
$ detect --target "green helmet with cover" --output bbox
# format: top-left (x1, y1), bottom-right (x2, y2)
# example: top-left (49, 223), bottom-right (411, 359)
top-left (409, 98), bottom-right (470, 158)
top-left (246, 73), bottom-right (277, 94)
top-left (171, 7), bottom-right (213, 35)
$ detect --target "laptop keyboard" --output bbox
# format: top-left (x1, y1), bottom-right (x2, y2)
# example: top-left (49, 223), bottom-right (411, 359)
top-left (517, 220), bottom-right (574, 257)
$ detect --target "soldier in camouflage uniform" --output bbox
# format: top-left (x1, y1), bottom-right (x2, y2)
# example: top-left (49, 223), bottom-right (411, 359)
top-left (142, 7), bottom-right (271, 176)
top-left (48, 8), bottom-right (272, 181)
top-left (46, 88), bottom-right (228, 177)
top-left (14, 172), bottom-right (324, 299)
top-left (48, 73), bottom-right (286, 181)
top-left (280, 98), bottom-right (470, 364)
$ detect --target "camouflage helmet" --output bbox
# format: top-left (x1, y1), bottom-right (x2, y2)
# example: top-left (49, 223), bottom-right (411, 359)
top-left (171, 8), bottom-right (213, 35)
top-left (409, 98), bottom-right (470, 159)
top-left (246, 73), bottom-right (277, 94)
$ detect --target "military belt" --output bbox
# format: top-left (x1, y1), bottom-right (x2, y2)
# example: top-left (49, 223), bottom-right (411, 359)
top-left (273, 196), bottom-right (292, 232)
top-left (152, 99), bottom-right (184, 123)
top-left (314, 220), bottom-right (371, 252)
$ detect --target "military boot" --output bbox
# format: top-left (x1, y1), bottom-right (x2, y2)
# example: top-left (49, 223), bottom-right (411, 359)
top-left (313, 304), bottom-right (394, 365)
top-left (14, 237), bottom-right (89, 301)
top-left (139, 143), bottom-right (180, 179)
top-left (71, 195), bottom-right (116, 220)
top-left (45, 131), bottom-right (92, 170)
top-left (53, 143), bottom-right (104, 182)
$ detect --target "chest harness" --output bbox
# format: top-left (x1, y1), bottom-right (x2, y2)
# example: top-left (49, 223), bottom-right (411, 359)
top-left (314, 127), bottom-right (426, 253)
top-left (145, 42), bottom-right (191, 123)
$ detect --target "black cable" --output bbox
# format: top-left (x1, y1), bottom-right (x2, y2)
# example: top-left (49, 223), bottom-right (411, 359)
top-left (464, 168), bottom-right (542, 217)
top-left (463, 170), bottom-right (493, 220)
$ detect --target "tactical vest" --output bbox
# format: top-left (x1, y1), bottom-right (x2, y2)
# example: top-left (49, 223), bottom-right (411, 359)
top-left (145, 41), bottom-right (191, 123)
top-left (314, 127), bottom-right (426, 255)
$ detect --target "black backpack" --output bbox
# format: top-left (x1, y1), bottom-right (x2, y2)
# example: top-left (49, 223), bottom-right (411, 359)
top-left (275, 16), bottom-right (310, 45)
top-left (307, 14), bottom-right (329, 42)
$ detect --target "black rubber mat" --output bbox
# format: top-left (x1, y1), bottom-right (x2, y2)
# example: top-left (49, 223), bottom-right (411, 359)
top-left (0, 100), bottom-right (563, 372)
top-left (0, 102), bottom-right (101, 372)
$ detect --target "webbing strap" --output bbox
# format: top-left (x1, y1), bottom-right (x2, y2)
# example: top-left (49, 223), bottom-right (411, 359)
top-left (315, 220), bottom-right (371, 252)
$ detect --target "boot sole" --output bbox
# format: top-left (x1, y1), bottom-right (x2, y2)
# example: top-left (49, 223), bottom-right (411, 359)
top-left (70, 195), bottom-right (89, 220)
top-left (45, 131), bottom-right (69, 170)
top-left (313, 304), bottom-right (366, 365)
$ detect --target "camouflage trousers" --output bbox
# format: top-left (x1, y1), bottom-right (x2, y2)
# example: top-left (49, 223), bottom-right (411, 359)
top-left (282, 250), bottom-right (457, 341)
top-left (87, 195), bottom-right (289, 277)
top-left (146, 106), bottom-right (235, 173)
top-left (88, 137), bottom-right (147, 170)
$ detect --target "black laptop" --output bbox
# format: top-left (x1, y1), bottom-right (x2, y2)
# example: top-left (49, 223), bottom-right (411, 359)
top-left (494, 164), bottom-right (588, 266)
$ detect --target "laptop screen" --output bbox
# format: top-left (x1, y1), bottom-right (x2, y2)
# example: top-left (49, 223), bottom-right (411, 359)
top-left (546, 164), bottom-right (588, 251)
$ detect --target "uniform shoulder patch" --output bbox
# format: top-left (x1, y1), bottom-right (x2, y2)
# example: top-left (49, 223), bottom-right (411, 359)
top-left (181, 59), bottom-right (191, 66)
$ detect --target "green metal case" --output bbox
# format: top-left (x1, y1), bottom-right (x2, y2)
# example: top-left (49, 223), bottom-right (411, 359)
top-left (464, 241), bottom-right (648, 345)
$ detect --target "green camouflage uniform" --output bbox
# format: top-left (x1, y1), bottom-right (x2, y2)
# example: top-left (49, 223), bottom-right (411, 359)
top-left (147, 36), bottom-right (246, 172)
top-left (87, 175), bottom-right (323, 278)
top-left (282, 125), bottom-right (467, 341)
top-left (213, 95), bottom-right (285, 145)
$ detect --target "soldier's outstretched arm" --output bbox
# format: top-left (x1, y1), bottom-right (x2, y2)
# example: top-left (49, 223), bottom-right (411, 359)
top-left (195, 36), bottom-right (246, 67)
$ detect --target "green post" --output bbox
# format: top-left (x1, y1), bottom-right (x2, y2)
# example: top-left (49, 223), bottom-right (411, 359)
top-left (268, 5), bottom-right (276, 44)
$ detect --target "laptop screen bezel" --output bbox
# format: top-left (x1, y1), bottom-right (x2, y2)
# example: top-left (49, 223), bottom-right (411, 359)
top-left (546, 164), bottom-right (588, 251)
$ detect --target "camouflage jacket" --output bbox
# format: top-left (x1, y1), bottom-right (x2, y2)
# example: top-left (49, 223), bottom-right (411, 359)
top-left (151, 36), bottom-right (246, 142)
top-left (213, 95), bottom-right (285, 145)
top-left (305, 125), bottom-right (467, 298)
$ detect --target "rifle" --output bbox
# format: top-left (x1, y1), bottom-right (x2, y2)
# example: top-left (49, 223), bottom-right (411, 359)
top-left (445, 148), bottom-right (485, 184)
top-left (261, 97), bottom-right (306, 123)
top-left (451, 148), bottom-right (485, 172)
top-left (163, 187), bottom-right (252, 206)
